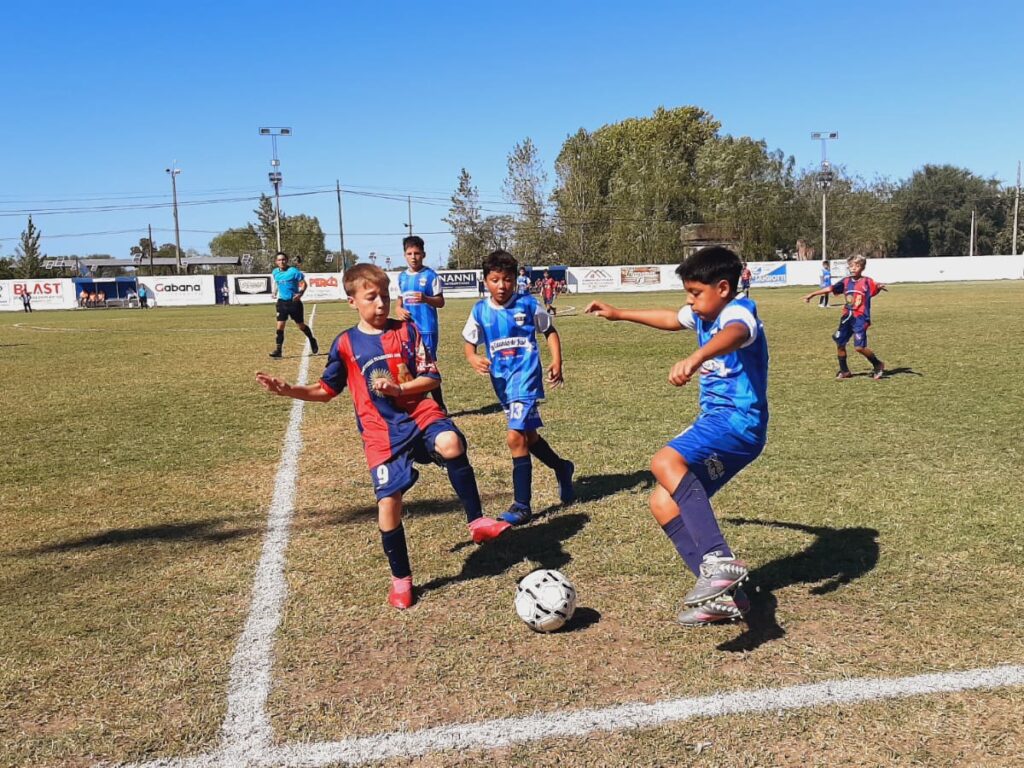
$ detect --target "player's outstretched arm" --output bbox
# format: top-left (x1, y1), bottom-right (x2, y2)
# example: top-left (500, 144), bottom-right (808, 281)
top-left (255, 372), bottom-right (334, 402)
top-left (544, 328), bottom-right (564, 388)
top-left (463, 341), bottom-right (491, 376)
top-left (668, 323), bottom-right (750, 387)
top-left (585, 301), bottom-right (683, 330)
top-left (802, 287), bottom-right (829, 302)
top-left (371, 375), bottom-right (439, 398)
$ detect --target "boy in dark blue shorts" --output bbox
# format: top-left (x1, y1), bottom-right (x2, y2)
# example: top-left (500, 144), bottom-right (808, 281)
top-left (463, 251), bottom-right (575, 525)
top-left (586, 246), bottom-right (768, 627)
top-left (803, 254), bottom-right (887, 379)
top-left (256, 264), bottom-right (509, 610)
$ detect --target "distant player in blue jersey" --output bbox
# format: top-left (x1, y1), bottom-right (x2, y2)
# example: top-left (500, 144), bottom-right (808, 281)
top-left (256, 264), bottom-right (510, 610)
top-left (586, 246), bottom-right (768, 628)
top-left (397, 236), bottom-right (447, 412)
top-left (516, 266), bottom-right (530, 296)
top-left (818, 259), bottom-right (832, 308)
top-left (463, 250), bottom-right (575, 525)
top-left (269, 252), bottom-right (319, 359)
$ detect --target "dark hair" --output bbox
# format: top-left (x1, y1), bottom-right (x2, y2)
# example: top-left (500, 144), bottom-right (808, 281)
top-left (275, 252), bottom-right (288, 260)
top-left (675, 246), bottom-right (742, 291)
top-left (482, 249), bottom-right (518, 277)
top-left (402, 235), bottom-right (425, 252)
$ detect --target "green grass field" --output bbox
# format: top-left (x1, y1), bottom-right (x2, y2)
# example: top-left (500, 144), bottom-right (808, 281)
top-left (2, 282), bottom-right (1023, 767)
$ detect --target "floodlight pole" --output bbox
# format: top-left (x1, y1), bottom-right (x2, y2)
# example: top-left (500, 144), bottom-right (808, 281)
top-left (165, 163), bottom-right (182, 273)
top-left (259, 127), bottom-right (292, 254)
top-left (336, 179), bottom-right (346, 272)
top-left (1013, 160), bottom-right (1020, 257)
top-left (811, 132), bottom-right (838, 261)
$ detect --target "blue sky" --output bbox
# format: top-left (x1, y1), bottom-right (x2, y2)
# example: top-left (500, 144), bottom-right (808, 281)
top-left (2, 1), bottom-right (1022, 267)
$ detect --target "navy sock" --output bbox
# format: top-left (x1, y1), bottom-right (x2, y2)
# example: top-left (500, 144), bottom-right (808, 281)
top-left (866, 353), bottom-right (881, 367)
top-left (838, 355), bottom-right (849, 373)
top-left (670, 473), bottom-right (731, 560)
top-left (529, 436), bottom-right (565, 471)
top-left (445, 454), bottom-right (482, 523)
top-left (380, 524), bottom-right (411, 579)
top-left (661, 515), bottom-right (702, 576)
top-left (512, 455), bottom-right (532, 507)
top-left (275, 329), bottom-right (284, 347)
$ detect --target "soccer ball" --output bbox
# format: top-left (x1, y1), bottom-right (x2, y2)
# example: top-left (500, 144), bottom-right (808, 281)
top-left (515, 569), bottom-right (577, 633)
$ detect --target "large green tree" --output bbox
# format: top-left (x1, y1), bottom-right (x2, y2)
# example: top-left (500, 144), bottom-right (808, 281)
top-left (503, 138), bottom-right (554, 262)
top-left (444, 168), bottom-right (487, 269)
top-left (210, 196), bottom-right (329, 272)
top-left (14, 216), bottom-right (45, 278)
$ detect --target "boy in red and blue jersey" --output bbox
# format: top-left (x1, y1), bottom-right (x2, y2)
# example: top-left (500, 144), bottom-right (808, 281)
top-left (256, 264), bottom-right (509, 610)
top-left (803, 254), bottom-right (888, 380)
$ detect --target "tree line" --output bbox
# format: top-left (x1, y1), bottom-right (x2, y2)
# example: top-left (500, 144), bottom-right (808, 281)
top-left (444, 105), bottom-right (1022, 267)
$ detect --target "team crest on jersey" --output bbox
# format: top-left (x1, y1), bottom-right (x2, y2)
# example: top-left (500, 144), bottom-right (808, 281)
top-left (704, 453), bottom-right (726, 480)
top-left (514, 311), bottom-right (527, 326)
top-left (368, 367), bottom-right (394, 397)
top-left (701, 359), bottom-right (730, 376)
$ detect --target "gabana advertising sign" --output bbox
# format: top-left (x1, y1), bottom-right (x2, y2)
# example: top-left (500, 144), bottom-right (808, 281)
top-left (138, 276), bottom-right (216, 306)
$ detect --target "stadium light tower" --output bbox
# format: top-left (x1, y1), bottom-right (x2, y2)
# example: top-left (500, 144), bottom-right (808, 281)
top-left (165, 163), bottom-right (182, 273)
top-left (811, 131), bottom-right (838, 261)
top-left (259, 127), bottom-right (292, 253)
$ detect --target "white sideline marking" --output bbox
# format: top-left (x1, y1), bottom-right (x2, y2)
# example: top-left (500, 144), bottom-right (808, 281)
top-left (123, 664), bottom-right (1024, 767)
top-left (219, 308), bottom-right (317, 762)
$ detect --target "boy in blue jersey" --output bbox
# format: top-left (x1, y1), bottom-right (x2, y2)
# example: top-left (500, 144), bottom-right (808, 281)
top-left (256, 264), bottom-right (510, 610)
top-left (463, 250), bottom-right (575, 525)
top-left (586, 246), bottom-right (768, 628)
top-left (397, 236), bottom-right (447, 412)
top-left (516, 267), bottom-right (530, 296)
top-left (269, 252), bottom-right (319, 358)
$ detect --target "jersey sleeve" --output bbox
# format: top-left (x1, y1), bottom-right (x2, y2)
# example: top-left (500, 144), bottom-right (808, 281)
top-left (831, 279), bottom-right (845, 295)
top-left (318, 334), bottom-right (347, 398)
top-left (534, 300), bottom-right (553, 334)
top-left (677, 305), bottom-right (697, 330)
top-left (430, 272), bottom-right (443, 296)
top-left (868, 278), bottom-right (881, 296)
top-left (462, 305), bottom-right (484, 345)
top-left (718, 304), bottom-right (758, 348)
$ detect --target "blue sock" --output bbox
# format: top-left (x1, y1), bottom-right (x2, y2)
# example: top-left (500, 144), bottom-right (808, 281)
top-left (529, 436), bottom-right (566, 471)
top-left (661, 515), bottom-right (701, 576)
top-left (512, 455), bottom-right (532, 507)
top-left (670, 473), bottom-right (732, 560)
top-left (380, 524), bottom-right (411, 579)
top-left (445, 453), bottom-right (482, 523)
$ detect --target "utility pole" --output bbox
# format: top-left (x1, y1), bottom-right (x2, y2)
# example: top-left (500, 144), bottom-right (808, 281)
top-left (1013, 161), bottom-right (1021, 257)
top-left (811, 132), bottom-right (838, 260)
top-left (336, 179), bottom-right (346, 272)
top-left (969, 209), bottom-right (976, 256)
top-left (148, 223), bottom-right (154, 276)
top-left (165, 163), bottom-right (182, 273)
top-left (259, 127), bottom-right (292, 253)
top-left (407, 195), bottom-right (413, 236)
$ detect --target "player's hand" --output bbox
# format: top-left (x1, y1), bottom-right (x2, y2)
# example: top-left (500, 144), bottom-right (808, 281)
top-left (372, 378), bottom-right (402, 397)
top-left (668, 355), bottom-right (704, 386)
top-left (547, 363), bottom-right (564, 388)
top-left (468, 353), bottom-right (491, 376)
top-left (585, 300), bottom-right (619, 320)
top-left (256, 372), bottom-right (290, 396)
top-left (397, 307), bottom-right (412, 321)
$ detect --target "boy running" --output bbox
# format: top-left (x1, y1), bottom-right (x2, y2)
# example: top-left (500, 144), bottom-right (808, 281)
top-left (396, 236), bottom-right (447, 411)
top-left (802, 254), bottom-right (887, 380)
top-left (586, 246), bottom-right (768, 627)
top-left (257, 264), bottom-right (509, 610)
top-left (269, 252), bottom-right (319, 358)
top-left (464, 251), bottom-right (575, 525)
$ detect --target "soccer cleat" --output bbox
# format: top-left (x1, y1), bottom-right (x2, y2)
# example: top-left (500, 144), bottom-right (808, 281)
top-left (310, 337), bottom-right (319, 355)
top-left (468, 516), bottom-right (512, 544)
top-left (682, 555), bottom-right (749, 607)
top-left (835, 370), bottom-right (852, 380)
top-left (269, 348), bottom-right (283, 359)
top-left (500, 502), bottom-right (533, 526)
top-left (677, 587), bottom-right (750, 627)
top-left (871, 363), bottom-right (885, 380)
top-left (556, 460), bottom-right (576, 505)
top-left (388, 576), bottom-right (415, 610)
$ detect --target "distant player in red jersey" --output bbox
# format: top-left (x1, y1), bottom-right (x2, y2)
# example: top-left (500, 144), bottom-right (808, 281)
top-left (256, 264), bottom-right (510, 610)
top-left (541, 270), bottom-right (558, 315)
top-left (803, 254), bottom-right (888, 380)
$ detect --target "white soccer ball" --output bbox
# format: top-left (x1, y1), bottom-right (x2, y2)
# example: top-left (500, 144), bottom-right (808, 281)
top-left (515, 569), bottom-right (577, 633)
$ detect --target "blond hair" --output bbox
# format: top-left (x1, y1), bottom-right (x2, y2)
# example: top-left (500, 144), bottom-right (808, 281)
top-left (847, 254), bottom-right (867, 267)
top-left (343, 263), bottom-right (389, 295)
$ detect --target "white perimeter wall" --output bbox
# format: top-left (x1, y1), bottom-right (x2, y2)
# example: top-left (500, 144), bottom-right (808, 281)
top-left (0, 279), bottom-right (77, 311)
top-left (136, 275), bottom-right (215, 307)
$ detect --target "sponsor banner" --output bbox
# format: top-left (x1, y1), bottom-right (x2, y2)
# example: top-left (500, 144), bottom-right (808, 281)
top-left (572, 267), bottom-right (618, 292)
top-left (0, 279), bottom-right (77, 311)
top-left (750, 263), bottom-right (788, 287)
top-left (231, 274), bottom-right (275, 305)
top-left (303, 273), bottom-right (344, 302)
top-left (138, 275), bottom-right (216, 307)
top-left (439, 270), bottom-right (480, 290)
top-left (620, 265), bottom-right (661, 287)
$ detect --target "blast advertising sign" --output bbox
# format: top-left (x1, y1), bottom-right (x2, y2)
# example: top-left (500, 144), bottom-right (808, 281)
top-left (3, 279), bottom-right (77, 310)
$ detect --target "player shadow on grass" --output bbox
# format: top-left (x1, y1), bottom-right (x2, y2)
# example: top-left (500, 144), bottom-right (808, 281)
top-left (715, 518), bottom-right (879, 654)
top-left (20, 517), bottom-right (259, 556)
top-left (445, 401), bottom-right (506, 418)
top-left (417, 512), bottom-right (590, 596)
top-left (851, 366), bottom-right (922, 378)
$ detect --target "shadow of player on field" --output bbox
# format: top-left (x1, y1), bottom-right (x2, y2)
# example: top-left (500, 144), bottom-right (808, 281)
top-left (851, 366), bottom-right (922, 379)
top-left (418, 513), bottom-right (589, 596)
top-left (20, 517), bottom-right (259, 556)
top-left (716, 519), bottom-right (879, 654)
top-left (445, 401), bottom-right (506, 419)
